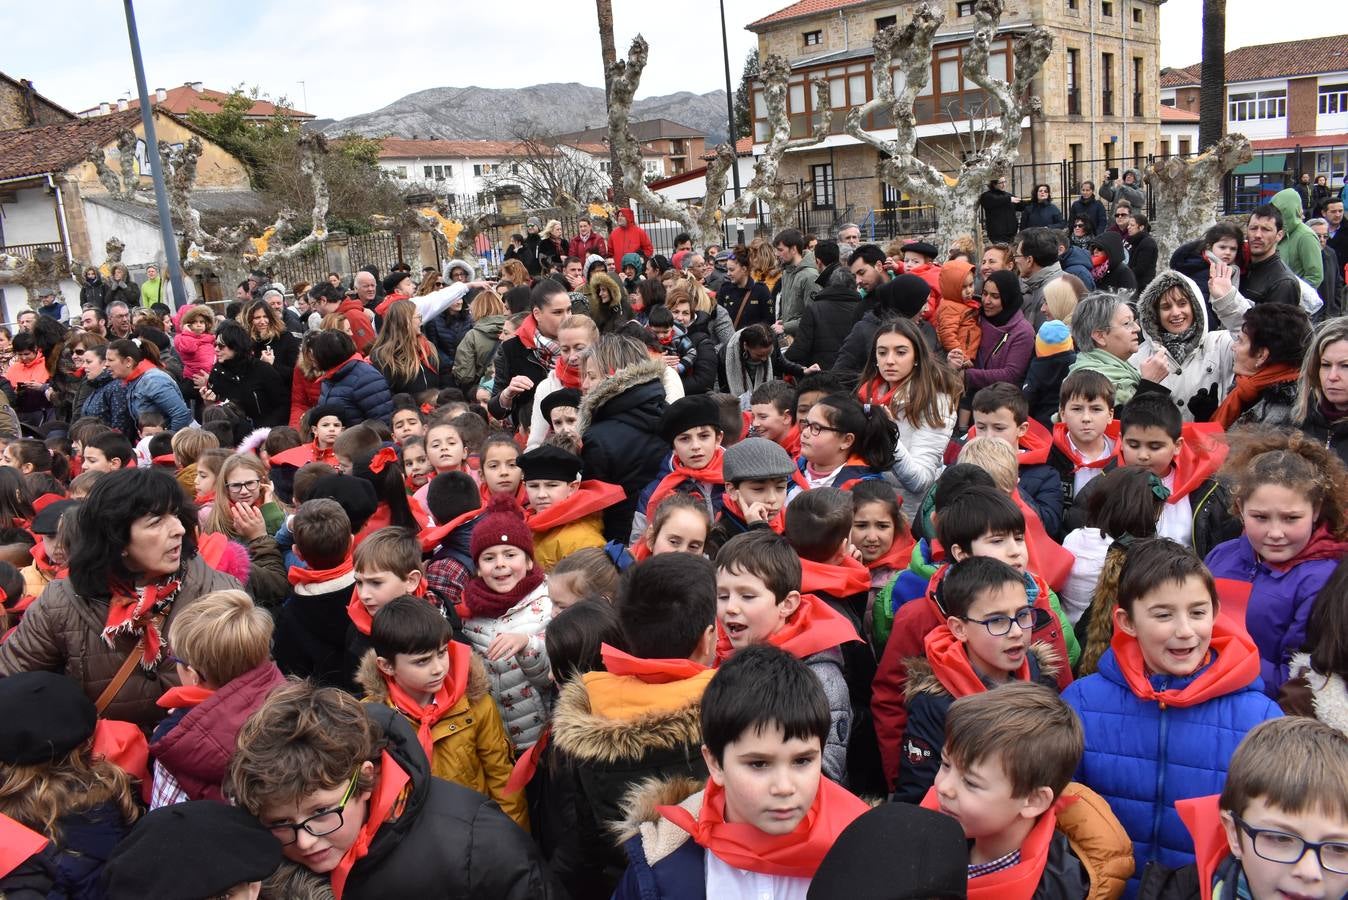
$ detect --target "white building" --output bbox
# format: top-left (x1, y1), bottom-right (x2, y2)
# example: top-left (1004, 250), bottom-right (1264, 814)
top-left (377, 139), bottom-right (529, 208)
top-left (1158, 104), bottom-right (1199, 157)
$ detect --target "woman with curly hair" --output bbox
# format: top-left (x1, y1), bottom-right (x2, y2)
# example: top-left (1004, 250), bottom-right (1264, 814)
top-left (368, 299), bottom-right (440, 396)
top-left (747, 235), bottom-right (781, 294)
top-left (1211, 302), bottom-right (1312, 428)
top-left (242, 297), bottom-right (299, 377)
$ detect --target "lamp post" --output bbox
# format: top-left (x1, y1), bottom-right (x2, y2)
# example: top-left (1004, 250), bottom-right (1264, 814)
top-left (720, 0), bottom-right (746, 244)
top-left (122, 0), bottom-right (187, 308)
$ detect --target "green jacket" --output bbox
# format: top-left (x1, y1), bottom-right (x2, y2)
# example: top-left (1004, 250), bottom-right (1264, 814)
top-left (139, 276), bottom-right (165, 308)
top-left (1271, 188), bottom-right (1323, 288)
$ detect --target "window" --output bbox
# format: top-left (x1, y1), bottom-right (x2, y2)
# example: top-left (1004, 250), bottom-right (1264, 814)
top-left (1101, 0), bottom-right (1113, 14)
top-left (810, 163), bottom-right (835, 209)
top-left (1132, 5), bottom-right (1142, 22)
top-left (1101, 52), bottom-right (1115, 116)
top-left (803, 30), bottom-right (822, 46)
top-left (1067, 0), bottom-right (1078, 10)
top-left (956, 0), bottom-right (975, 14)
top-left (1133, 141), bottom-right (1145, 165)
top-left (423, 165), bottom-right (433, 179)
top-left (1320, 83), bottom-right (1348, 115)
top-left (875, 14), bottom-right (896, 29)
top-left (510, 163), bottom-right (519, 175)
top-left (473, 164), bottom-right (482, 177)
top-left (395, 166), bottom-right (407, 178)
top-left (1228, 89), bottom-right (1286, 121)
top-left (1161, 97), bottom-right (1176, 107)
top-left (1066, 49), bottom-right (1081, 114)
top-left (1069, 143), bottom-right (1083, 186)
top-left (1179, 138), bottom-right (1192, 155)
top-left (1103, 142), bottom-right (1115, 166)
top-left (432, 165), bottom-right (446, 180)
top-left (1133, 57), bottom-right (1144, 116)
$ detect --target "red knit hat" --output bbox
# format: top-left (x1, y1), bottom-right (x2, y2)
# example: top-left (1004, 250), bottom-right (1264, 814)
top-left (470, 496), bottom-right (534, 561)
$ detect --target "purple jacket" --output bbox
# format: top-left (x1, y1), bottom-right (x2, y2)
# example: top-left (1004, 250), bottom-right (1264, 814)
top-left (1204, 534), bottom-right (1340, 697)
top-left (965, 310), bottom-right (1034, 390)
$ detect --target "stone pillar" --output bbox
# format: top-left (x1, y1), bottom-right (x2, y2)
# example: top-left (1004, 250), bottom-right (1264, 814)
top-left (324, 232), bottom-right (350, 279)
top-left (418, 231), bottom-right (440, 274)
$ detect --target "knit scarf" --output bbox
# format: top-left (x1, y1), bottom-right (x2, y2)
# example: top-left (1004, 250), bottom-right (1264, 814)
top-left (1155, 319), bottom-right (1202, 366)
top-left (644, 449), bottom-right (724, 519)
top-left (383, 641), bottom-right (473, 760)
top-left (461, 567), bottom-right (545, 620)
top-left (856, 376), bottom-right (901, 408)
top-left (554, 356), bottom-right (581, 390)
top-left (1211, 362), bottom-right (1300, 428)
top-left (658, 775), bottom-right (868, 879)
top-left (287, 552), bottom-right (354, 587)
top-left (329, 750), bottom-right (410, 900)
top-left (1072, 348), bottom-right (1140, 403)
top-left (102, 575), bottom-right (183, 668)
top-left (515, 315), bottom-right (558, 369)
top-left (121, 358), bottom-right (156, 385)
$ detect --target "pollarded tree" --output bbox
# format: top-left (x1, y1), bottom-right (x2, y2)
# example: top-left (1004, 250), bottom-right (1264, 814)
top-left (844, 0), bottom-right (1052, 254)
top-left (1144, 134), bottom-right (1251, 264)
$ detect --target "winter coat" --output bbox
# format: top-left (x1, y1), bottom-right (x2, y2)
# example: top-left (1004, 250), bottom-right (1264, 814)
top-left (487, 331), bottom-right (552, 431)
top-left (79, 371), bottom-right (132, 437)
top-left (1130, 270), bottom-right (1247, 423)
top-left (965, 310), bottom-right (1035, 392)
top-left (890, 390), bottom-right (957, 514)
top-left (776, 251), bottom-right (820, 335)
top-left (1127, 232), bottom-right (1160, 290)
top-left (717, 328), bottom-right (805, 400)
top-left (547, 669), bottom-right (711, 898)
top-left (423, 309), bottom-right (474, 380)
top-left (610, 777), bottom-right (712, 900)
top-left (1100, 170), bottom-right (1145, 210)
top-left (173, 329), bottom-right (216, 381)
top-left (537, 236), bottom-right (567, 272)
top-left (670, 323), bottom-right (719, 396)
top-left (787, 285), bottom-right (861, 370)
top-left (340, 705), bottom-right (557, 899)
top-left (149, 660), bottom-right (287, 802)
top-left (1020, 199), bottom-right (1067, 231)
top-left (578, 358), bottom-right (670, 542)
top-left (124, 365), bottom-right (192, 431)
top-left (1233, 378), bottom-right (1299, 429)
top-left (371, 350), bottom-right (438, 398)
top-left (0, 556), bottom-right (240, 729)
top-left (534, 516), bottom-right (607, 573)
top-left (715, 276), bottom-right (774, 330)
top-left (355, 650), bottom-right (527, 828)
top-left (317, 357), bottom-right (394, 426)
top-left (569, 231), bottom-right (608, 260)
top-left (1168, 239), bottom-right (1243, 329)
top-left (1062, 634), bottom-right (1281, 884)
top-left (979, 187), bottom-right (1020, 242)
top-left (208, 356), bottom-right (289, 427)
top-left (42, 803), bottom-right (130, 900)
top-left (1070, 195), bottom-right (1110, 236)
top-left (1299, 402), bottom-right (1348, 469)
top-left (1204, 533), bottom-right (1343, 696)
top-left (251, 329), bottom-right (299, 378)
top-left (1093, 232), bottom-right (1139, 296)
top-left (1239, 252), bottom-right (1302, 307)
top-left (288, 366), bottom-right (322, 429)
top-left (1024, 343), bottom-right (1076, 430)
top-left (452, 313), bottom-right (505, 390)
top-left (79, 275), bottom-right (108, 310)
top-left (1270, 188), bottom-right (1324, 287)
top-left (460, 579), bottom-right (552, 750)
top-left (1060, 245), bottom-right (1098, 290)
top-left (1279, 651), bottom-right (1348, 734)
top-left (272, 571), bottom-right (358, 690)
top-left (609, 214), bottom-right (654, 263)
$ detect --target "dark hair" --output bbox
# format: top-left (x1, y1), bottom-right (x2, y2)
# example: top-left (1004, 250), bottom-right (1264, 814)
top-left (1017, 227), bottom-right (1060, 268)
top-left (291, 499), bottom-right (352, 569)
top-left (0, 469), bottom-right (34, 529)
top-left (793, 371), bottom-right (846, 404)
top-left (1202, 221), bottom-right (1244, 249)
top-left (701, 644), bottom-right (830, 764)
top-left (213, 320), bottom-right (252, 357)
top-left (617, 553), bottom-right (715, 660)
top-left (6, 438), bottom-right (51, 474)
top-left (371, 595), bottom-right (452, 660)
top-left (531, 278), bottom-right (568, 310)
top-left (69, 468), bottom-right (198, 600)
top-left (716, 531), bottom-right (801, 601)
top-left (11, 332), bottom-right (36, 354)
top-left (933, 463), bottom-right (997, 514)
top-left (1249, 203), bottom-right (1285, 232)
top-left (646, 304), bottom-right (674, 329)
top-left (971, 382), bottom-right (1028, 425)
top-left (309, 330), bottom-right (357, 371)
top-left (545, 599), bottom-right (623, 683)
top-left (1119, 393), bottom-right (1182, 442)
top-left (739, 323), bottom-right (774, 350)
top-left (814, 239), bottom-right (840, 268)
top-left (784, 487), bottom-right (854, 562)
top-left (1087, 466), bottom-right (1164, 540)
top-left (1305, 559), bottom-right (1348, 682)
top-left (87, 432), bottom-right (134, 467)
top-left (1130, 212), bottom-right (1150, 231)
top-left (848, 244), bottom-right (886, 267)
top-left (934, 484), bottom-right (1025, 557)
top-left (811, 394), bottom-right (897, 471)
top-left (0, 561), bottom-right (24, 611)
top-left (1059, 369), bottom-right (1116, 407)
top-left (147, 432), bottom-right (173, 459)
top-left (425, 471), bottom-right (481, 525)
top-left (1117, 538), bottom-right (1216, 616)
top-left (1240, 303), bottom-right (1312, 368)
top-left (749, 380), bottom-right (796, 418)
top-left (772, 228), bottom-right (806, 253)
top-left (850, 479), bottom-right (904, 530)
top-left (637, 279), bottom-right (666, 312)
top-left (941, 556), bottom-right (1025, 619)
top-left (352, 446), bottom-right (418, 529)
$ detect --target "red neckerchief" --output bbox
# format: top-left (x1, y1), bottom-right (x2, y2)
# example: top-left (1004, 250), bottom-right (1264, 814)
top-left (92, 720), bottom-right (151, 800)
top-left (601, 643), bottom-right (711, 684)
top-left (346, 578), bottom-right (428, 636)
top-left (1261, 523), bottom-right (1348, 573)
top-left (121, 358), bottom-right (156, 384)
top-left (155, 683), bottom-right (215, 710)
top-left (268, 443), bottom-right (315, 468)
top-left (31, 493), bottom-right (62, 513)
top-left (715, 593), bottom-right (860, 664)
top-left (383, 641), bottom-right (473, 760)
top-left (719, 493), bottom-right (786, 534)
top-left (515, 314), bottom-right (539, 350)
top-left (1110, 616), bottom-right (1261, 707)
top-left (479, 481), bottom-right (526, 506)
top-left (329, 750), bottom-right (411, 900)
top-left (374, 292), bottom-right (410, 317)
top-left (288, 552), bottom-right (354, 587)
top-left (864, 528), bottom-right (917, 576)
top-left (799, 556), bottom-right (871, 597)
top-left (505, 726), bottom-right (548, 795)
top-left (1010, 492), bottom-right (1073, 593)
top-left (418, 508), bottom-right (482, 554)
top-left (0, 813), bottom-right (48, 880)
top-left (856, 376), bottom-right (900, 407)
top-left (1050, 420), bottom-right (1121, 470)
top-left (102, 575), bottom-right (183, 667)
top-left (1176, 796), bottom-right (1229, 900)
top-left (644, 448), bottom-right (724, 520)
top-left (554, 357), bottom-right (581, 390)
top-left (527, 481), bottom-right (625, 531)
top-left (775, 423), bottom-right (801, 457)
top-left (151, 454), bottom-right (176, 468)
top-left (461, 567), bottom-right (545, 620)
top-left (1167, 422), bottom-right (1228, 503)
top-left (659, 775), bottom-right (868, 879)
top-left (195, 490), bottom-right (215, 508)
top-left (317, 354), bottom-right (358, 383)
top-left (30, 540), bottom-right (62, 580)
top-left (923, 623), bottom-right (1030, 696)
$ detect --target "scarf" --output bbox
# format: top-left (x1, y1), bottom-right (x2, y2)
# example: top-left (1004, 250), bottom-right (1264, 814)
top-left (461, 567), bottom-right (545, 620)
top-left (1109, 617), bottom-right (1261, 707)
top-left (864, 528), bottom-right (917, 578)
top-left (554, 356), bottom-right (581, 390)
top-left (719, 492), bottom-right (787, 534)
top-left (644, 449), bottom-right (724, 520)
top-left (1212, 362), bottom-right (1300, 427)
top-left (102, 575), bottom-right (183, 668)
top-left (776, 423), bottom-right (801, 457)
top-left (514, 315), bottom-right (558, 369)
top-left (715, 593), bottom-right (860, 664)
top-left (287, 552), bottom-right (354, 587)
top-left (384, 641), bottom-right (473, 760)
top-left (155, 683), bottom-right (215, 710)
top-left (1261, 523), bottom-right (1348, 573)
top-left (1155, 319), bottom-right (1202, 366)
top-left (659, 775), bottom-right (868, 879)
top-left (856, 376), bottom-right (901, 408)
top-left (1319, 394), bottom-right (1348, 424)
top-left (1050, 421), bottom-right (1120, 471)
top-left (329, 750), bottom-right (411, 900)
top-left (527, 481), bottom-right (625, 532)
top-left (1071, 348), bottom-right (1140, 404)
top-left (601, 643), bottom-right (710, 683)
top-left (0, 814), bottom-right (48, 879)
top-left (418, 508), bottom-right (482, 554)
top-left (346, 578), bottom-right (428, 636)
top-left (799, 556), bottom-right (872, 598)
top-left (121, 358), bottom-right (156, 385)
top-left (923, 624), bottom-right (1030, 696)
top-left (1091, 249), bottom-right (1110, 280)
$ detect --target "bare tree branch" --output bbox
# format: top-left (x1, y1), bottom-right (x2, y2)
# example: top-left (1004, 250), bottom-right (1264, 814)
top-left (1145, 134), bottom-right (1251, 263)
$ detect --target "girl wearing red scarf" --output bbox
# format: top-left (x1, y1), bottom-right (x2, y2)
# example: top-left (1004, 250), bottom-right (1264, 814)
top-left (527, 314), bottom-right (595, 450)
top-left (631, 396), bottom-right (727, 546)
top-left (849, 481), bottom-right (916, 635)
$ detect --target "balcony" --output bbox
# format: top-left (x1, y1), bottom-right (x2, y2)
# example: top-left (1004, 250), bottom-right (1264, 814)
top-left (1102, 90), bottom-right (1114, 117)
top-left (0, 241), bottom-right (64, 261)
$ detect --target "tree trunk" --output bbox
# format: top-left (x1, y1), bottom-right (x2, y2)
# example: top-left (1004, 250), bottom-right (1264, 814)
top-left (1198, 0), bottom-right (1226, 151)
top-left (595, 0), bottom-right (627, 208)
top-left (1144, 134), bottom-right (1251, 264)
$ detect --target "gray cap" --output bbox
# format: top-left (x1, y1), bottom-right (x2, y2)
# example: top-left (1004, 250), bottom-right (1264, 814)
top-left (723, 437), bottom-right (796, 483)
top-left (526, 216), bottom-right (541, 229)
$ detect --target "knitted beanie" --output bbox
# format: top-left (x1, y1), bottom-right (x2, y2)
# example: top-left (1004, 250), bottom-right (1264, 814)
top-left (723, 437), bottom-right (796, 484)
top-left (1035, 319), bottom-right (1073, 357)
top-left (470, 496), bottom-right (534, 560)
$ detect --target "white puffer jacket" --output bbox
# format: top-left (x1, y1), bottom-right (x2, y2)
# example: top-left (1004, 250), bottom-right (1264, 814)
top-left (462, 579), bottom-right (553, 750)
top-left (890, 391), bottom-right (956, 514)
top-left (1130, 269), bottom-right (1249, 422)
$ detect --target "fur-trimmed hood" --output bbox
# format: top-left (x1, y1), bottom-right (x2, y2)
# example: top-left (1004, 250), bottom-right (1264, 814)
top-left (1288, 651), bottom-right (1348, 733)
top-left (610, 775), bottom-right (705, 862)
top-left (444, 259), bottom-right (475, 281)
top-left (576, 357), bottom-right (667, 434)
top-left (1136, 269), bottom-right (1210, 364)
top-left (550, 673), bottom-right (704, 765)
top-left (353, 647), bottom-right (490, 706)
top-left (905, 641), bottom-right (1060, 702)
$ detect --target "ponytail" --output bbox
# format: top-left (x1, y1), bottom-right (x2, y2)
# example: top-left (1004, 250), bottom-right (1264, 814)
top-left (817, 393), bottom-right (897, 472)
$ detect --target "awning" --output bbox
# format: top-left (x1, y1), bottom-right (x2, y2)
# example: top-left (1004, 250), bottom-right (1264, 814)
top-left (1232, 153), bottom-right (1288, 176)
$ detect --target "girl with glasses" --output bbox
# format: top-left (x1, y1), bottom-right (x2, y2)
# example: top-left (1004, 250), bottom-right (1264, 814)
top-left (795, 393), bottom-right (896, 493)
top-left (200, 453), bottom-right (289, 607)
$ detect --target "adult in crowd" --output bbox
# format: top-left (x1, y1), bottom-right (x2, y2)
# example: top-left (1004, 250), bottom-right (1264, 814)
top-left (1294, 317), bottom-right (1348, 466)
top-left (837, 222), bottom-right (862, 254)
top-left (1018, 183), bottom-right (1066, 231)
top-left (848, 244), bottom-right (892, 308)
top-left (537, 220), bottom-right (567, 273)
top-left (667, 274), bottom-right (732, 355)
top-left (368, 300), bottom-right (440, 396)
top-left (104, 265), bottom-right (138, 309)
top-left (1069, 180), bottom-right (1109, 236)
top-left (344, 272), bottom-right (380, 352)
top-left (715, 245), bottom-right (774, 330)
top-left (1307, 217), bottom-right (1344, 318)
top-left (608, 207), bottom-right (653, 264)
top-left (950, 269), bottom-right (1035, 395)
top-left (0, 468), bottom-right (240, 729)
top-left (718, 323), bottom-right (807, 400)
top-left (78, 306), bottom-right (107, 336)
top-left (489, 279), bottom-right (571, 432)
top-left (527, 313), bottom-right (599, 450)
top-left (1069, 215), bottom-right (1095, 250)
top-left (1270, 188), bottom-right (1323, 288)
top-left (1055, 229), bottom-right (1096, 289)
top-left (201, 321), bottom-right (289, 428)
top-left (568, 215), bottom-right (607, 260)
top-left (1169, 222), bottom-right (1244, 320)
top-left (105, 301), bottom-right (134, 340)
top-left (832, 274), bottom-right (933, 382)
top-left (1107, 201), bottom-right (1133, 238)
top-left (106, 338), bottom-right (192, 431)
top-left (813, 239), bottom-right (854, 291)
top-left (288, 331), bottom-right (324, 429)
top-left (79, 267), bottom-right (107, 311)
top-left (243, 298), bottom-right (299, 379)
top-left (509, 219), bottom-right (542, 275)
top-left (773, 228), bottom-right (820, 337)
top-left (1015, 228), bottom-right (1064, 328)
top-left (421, 274), bottom-right (474, 383)
top-left (310, 329), bottom-right (393, 426)
top-left (78, 341), bottom-right (132, 439)
top-left (452, 290), bottom-right (508, 397)
top-left (139, 264), bottom-right (166, 308)
top-left (747, 237), bottom-right (781, 295)
top-left (979, 243), bottom-right (1015, 287)
top-left (786, 270), bottom-right (860, 371)
top-left (1212, 302), bottom-right (1312, 428)
top-left (660, 289), bottom-right (718, 396)
top-left (1090, 231), bottom-right (1138, 294)
top-left (577, 333), bottom-right (669, 542)
top-left (1125, 212), bottom-right (1159, 291)
top-left (690, 252), bottom-right (726, 295)
top-left (1067, 291), bottom-right (1168, 407)
top-left (1100, 167), bottom-right (1144, 209)
top-left (978, 176), bottom-right (1019, 243)
top-left (1324, 196), bottom-right (1348, 276)
top-left (1239, 204), bottom-right (1304, 306)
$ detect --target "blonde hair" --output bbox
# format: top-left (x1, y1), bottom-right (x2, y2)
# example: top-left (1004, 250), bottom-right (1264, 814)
top-left (0, 746), bottom-right (138, 843)
top-left (353, 526), bottom-right (421, 579)
top-left (1295, 318), bottom-right (1348, 424)
top-left (499, 259), bottom-right (529, 287)
top-left (1043, 276), bottom-right (1081, 326)
top-left (320, 312), bottom-right (349, 333)
top-left (204, 454), bottom-right (270, 537)
top-left (470, 289), bottom-right (507, 320)
top-left (551, 547), bottom-right (620, 603)
top-left (557, 313), bottom-right (598, 341)
top-left (168, 589), bottom-right (273, 685)
top-left (747, 236), bottom-right (779, 282)
top-left (957, 436), bottom-right (1019, 493)
top-left (171, 427), bottom-right (220, 468)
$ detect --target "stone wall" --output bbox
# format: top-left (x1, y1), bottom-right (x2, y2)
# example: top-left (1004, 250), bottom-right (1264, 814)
top-left (0, 79), bottom-right (73, 131)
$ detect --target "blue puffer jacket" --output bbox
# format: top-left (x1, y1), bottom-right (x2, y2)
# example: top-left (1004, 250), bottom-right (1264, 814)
top-left (1063, 635), bottom-right (1280, 897)
top-left (317, 357), bottom-right (394, 426)
top-left (1018, 463), bottom-right (1063, 539)
top-left (1059, 245), bottom-right (1097, 290)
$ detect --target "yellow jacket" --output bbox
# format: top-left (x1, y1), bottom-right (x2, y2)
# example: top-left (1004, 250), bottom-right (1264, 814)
top-left (533, 514), bottom-right (606, 572)
top-left (356, 649), bottom-right (529, 829)
top-left (20, 562), bottom-right (50, 604)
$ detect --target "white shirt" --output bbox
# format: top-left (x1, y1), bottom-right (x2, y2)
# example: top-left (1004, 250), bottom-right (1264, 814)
top-left (1070, 436), bottom-right (1114, 496)
top-left (1155, 469), bottom-right (1193, 550)
top-left (705, 852), bottom-right (810, 900)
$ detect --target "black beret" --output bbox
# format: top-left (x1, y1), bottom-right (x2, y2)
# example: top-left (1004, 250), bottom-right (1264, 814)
top-left (30, 499), bottom-right (80, 537)
top-left (658, 395), bottom-right (723, 444)
top-left (540, 388), bottom-right (582, 424)
top-left (902, 240), bottom-right (940, 259)
top-left (103, 801), bottom-right (282, 900)
top-left (0, 672), bottom-right (96, 765)
top-left (307, 474), bottom-right (379, 534)
top-left (518, 444), bottom-right (583, 483)
top-left (382, 272), bottom-right (411, 295)
top-left (808, 802), bottom-right (969, 900)
top-left (306, 404), bottom-right (347, 427)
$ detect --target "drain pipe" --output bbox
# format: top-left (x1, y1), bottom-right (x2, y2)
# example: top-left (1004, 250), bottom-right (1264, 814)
top-left (45, 174), bottom-right (74, 269)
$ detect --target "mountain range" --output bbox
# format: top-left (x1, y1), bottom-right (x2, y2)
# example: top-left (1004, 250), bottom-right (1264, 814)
top-left (318, 82), bottom-right (731, 145)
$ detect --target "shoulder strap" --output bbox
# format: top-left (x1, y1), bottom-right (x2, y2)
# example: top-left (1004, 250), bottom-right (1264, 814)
top-left (95, 638), bottom-right (145, 716)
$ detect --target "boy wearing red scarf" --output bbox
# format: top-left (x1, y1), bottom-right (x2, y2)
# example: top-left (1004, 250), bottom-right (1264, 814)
top-left (355, 596), bottom-right (525, 828)
top-left (966, 383), bottom-right (1063, 539)
top-left (519, 444), bottom-right (623, 571)
top-left (612, 644), bottom-right (869, 899)
top-left (748, 380), bottom-right (801, 457)
top-left (345, 529), bottom-right (430, 692)
top-left (923, 684), bottom-right (1134, 900)
top-left (420, 471), bottom-right (483, 614)
top-left (715, 531), bottom-right (859, 783)
top-left (893, 557), bottom-right (1061, 804)
top-left (706, 437), bottom-right (795, 557)
top-left (269, 404), bottom-right (345, 471)
top-left (1045, 370), bottom-right (1120, 522)
top-left (631, 396), bottom-right (726, 546)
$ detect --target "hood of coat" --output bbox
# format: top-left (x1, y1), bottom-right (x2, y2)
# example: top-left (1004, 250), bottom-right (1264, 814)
top-left (577, 357), bottom-right (667, 433)
top-left (444, 259), bottom-right (475, 281)
top-left (1137, 269), bottom-right (1209, 360)
top-left (814, 283), bottom-right (863, 306)
top-left (585, 271), bottom-right (626, 308)
top-left (1059, 244), bottom-right (1093, 273)
top-left (354, 648), bottom-right (489, 707)
top-left (1270, 188), bottom-right (1309, 237)
top-left (549, 674), bottom-right (704, 766)
top-left (938, 259), bottom-right (974, 302)
top-left (1092, 231), bottom-right (1127, 270)
top-left (471, 314), bottom-right (506, 337)
top-left (611, 775), bottom-right (706, 845)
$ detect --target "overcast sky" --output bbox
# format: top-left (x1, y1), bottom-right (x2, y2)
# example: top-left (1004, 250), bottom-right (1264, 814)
top-left (6, 0), bottom-right (1336, 122)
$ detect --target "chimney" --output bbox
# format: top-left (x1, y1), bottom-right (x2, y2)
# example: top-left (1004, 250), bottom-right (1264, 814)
top-left (155, 87), bottom-right (167, 102)
top-left (189, 81), bottom-right (203, 92)
top-left (99, 102), bottom-right (111, 115)
top-left (117, 98), bottom-right (129, 111)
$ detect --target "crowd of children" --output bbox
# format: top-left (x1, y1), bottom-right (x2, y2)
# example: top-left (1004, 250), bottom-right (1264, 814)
top-left (1, 329), bottom-right (1347, 900)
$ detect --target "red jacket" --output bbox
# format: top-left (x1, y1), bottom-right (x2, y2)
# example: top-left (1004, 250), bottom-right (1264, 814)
top-left (289, 366), bottom-right (323, 428)
top-left (339, 299), bottom-right (377, 353)
top-left (608, 208), bottom-right (653, 262)
top-left (569, 232), bottom-right (608, 260)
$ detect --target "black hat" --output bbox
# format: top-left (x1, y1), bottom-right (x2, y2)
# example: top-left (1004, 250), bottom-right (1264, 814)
top-left (0, 672), bottom-right (96, 765)
top-left (808, 803), bottom-right (969, 899)
top-left (307, 474), bottom-right (379, 533)
top-left (658, 395), bottom-right (723, 444)
top-left (540, 388), bottom-right (582, 424)
top-left (902, 240), bottom-right (940, 259)
top-left (382, 272), bottom-right (411, 295)
top-left (306, 404), bottom-right (347, 428)
top-left (874, 274), bottom-right (932, 319)
top-left (518, 444), bottom-right (583, 483)
top-left (103, 801), bottom-right (282, 900)
top-left (30, 498), bottom-right (80, 536)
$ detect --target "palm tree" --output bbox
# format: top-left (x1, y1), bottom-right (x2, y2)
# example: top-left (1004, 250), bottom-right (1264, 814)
top-left (1198, 0), bottom-right (1225, 150)
top-left (595, 0), bottom-right (628, 207)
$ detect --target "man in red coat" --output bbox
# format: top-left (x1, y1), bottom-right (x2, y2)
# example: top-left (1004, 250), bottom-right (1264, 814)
top-left (608, 207), bottom-right (653, 263)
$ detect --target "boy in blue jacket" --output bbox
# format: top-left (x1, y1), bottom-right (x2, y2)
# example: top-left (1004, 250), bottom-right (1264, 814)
top-left (1063, 537), bottom-right (1280, 896)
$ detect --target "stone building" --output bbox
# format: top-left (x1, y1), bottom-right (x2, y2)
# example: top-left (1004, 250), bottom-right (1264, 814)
top-left (0, 74), bottom-right (75, 131)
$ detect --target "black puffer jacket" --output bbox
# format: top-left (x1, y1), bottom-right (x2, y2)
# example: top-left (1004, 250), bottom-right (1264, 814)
top-left (423, 309), bottom-right (474, 380)
top-left (578, 358), bottom-right (670, 541)
top-left (207, 356), bottom-right (289, 427)
top-left (487, 334), bottom-right (551, 431)
top-left (343, 705), bottom-right (558, 899)
top-left (785, 284), bottom-right (859, 369)
top-left (317, 357), bottom-right (394, 426)
top-left (1301, 403), bottom-right (1348, 470)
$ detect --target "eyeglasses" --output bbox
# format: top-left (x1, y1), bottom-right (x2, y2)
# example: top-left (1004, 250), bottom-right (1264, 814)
top-left (1231, 816), bottom-right (1348, 874)
top-left (960, 606), bottom-right (1045, 636)
top-left (800, 419), bottom-right (844, 437)
top-left (1115, 212), bottom-right (1130, 218)
top-left (214, 341), bottom-right (227, 349)
top-left (265, 770), bottom-right (361, 846)
top-left (225, 478), bottom-right (261, 495)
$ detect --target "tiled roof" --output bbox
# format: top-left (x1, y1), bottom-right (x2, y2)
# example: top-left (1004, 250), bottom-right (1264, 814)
top-left (377, 138), bottom-right (539, 160)
top-left (748, 0), bottom-right (862, 30)
top-left (81, 84), bottom-right (312, 120)
top-left (699, 137), bottom-right (756, 160)
top-left (1159, 104), bottom-right (1199, 122)
top-left (0, 109), bottom-right (145, 181)
top-left (1162, 33), bottom-right (1348, 87)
